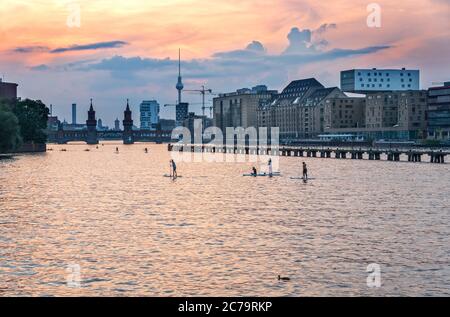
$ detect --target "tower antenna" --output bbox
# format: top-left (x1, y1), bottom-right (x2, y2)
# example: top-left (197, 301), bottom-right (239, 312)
top-left (176, 48), bottom-right (184, 105)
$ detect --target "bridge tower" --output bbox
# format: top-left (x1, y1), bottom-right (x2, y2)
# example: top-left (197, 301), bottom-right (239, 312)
top-left (123, 99), bottom-right (134, 144)
top-left (86, 99), bottom-right (98, 144)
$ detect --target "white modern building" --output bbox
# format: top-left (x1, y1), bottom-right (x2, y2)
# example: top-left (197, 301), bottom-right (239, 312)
top-left (139, 100), bottom-right (160, 130)
top-left (341, 68), bottom-right (420, 93)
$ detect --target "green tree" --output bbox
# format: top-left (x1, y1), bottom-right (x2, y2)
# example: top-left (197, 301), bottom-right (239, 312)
top-left (12, 99), bottom-right (49, 144)
top-left (0, 103), bottom-right (22, 152)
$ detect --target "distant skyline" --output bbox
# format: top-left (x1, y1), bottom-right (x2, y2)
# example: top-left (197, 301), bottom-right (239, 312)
top-left (1, 0), bottom-right (449, 125)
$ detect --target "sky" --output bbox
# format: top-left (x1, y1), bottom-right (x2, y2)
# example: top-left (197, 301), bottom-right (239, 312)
top-left (1, 0), bottom-right (449, 126)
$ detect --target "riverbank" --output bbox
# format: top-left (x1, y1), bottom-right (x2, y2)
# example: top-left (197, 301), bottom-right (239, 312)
top-left (1, 142), bottom-right (46, 154)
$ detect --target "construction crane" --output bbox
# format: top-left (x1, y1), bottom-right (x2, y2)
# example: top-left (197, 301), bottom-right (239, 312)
top-left (164, 102), bottom-right (203, 108)
top-left (184, 85), bottom-right (219, 117)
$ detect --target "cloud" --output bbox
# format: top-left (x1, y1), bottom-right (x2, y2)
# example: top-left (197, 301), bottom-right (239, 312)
top-left (50, 41), bottom-right (129, 53)
top-left (213, 40), bottom-right (267, 59)
top-left (14, 46), bottom-right (49, 53)
top-left (32, 26), bottom-right (391, 78)
top-left (30, 64), bottom-right (51, 71)
top-left (284, 27), bottom-right (314, 54)
top-left (246, 41), bottom-right (266, 53)
top-left (314, 23), bottom-right (337, 35)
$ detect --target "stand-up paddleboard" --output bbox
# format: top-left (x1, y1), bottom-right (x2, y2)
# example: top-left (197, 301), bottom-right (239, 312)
top-left (163, 174), bottom-right (182, 178)
top-left (290, 177), bottom-right (315, 180)
top-left (243, 172), bottom-right (281, 177)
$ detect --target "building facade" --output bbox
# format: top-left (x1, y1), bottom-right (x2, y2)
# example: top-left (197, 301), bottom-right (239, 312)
top-left (114, 118), bottom-right (121, 131)
top-left (72, 103), bottom-right (77, 124)
top-left (183, 112), bottom-right (213, 143)
top-left (341, 68), bottom-right (420, 93)
top-left (176, 102), bottom-right (189, 127)
top-left (328, 90), bottom-right (428, 140)
top-left (213, 85), bottom-right (278, 132)
top-left (323, 96), bottom-right (366, 132)
top-left (257, 78), bottom-right (335, 141)
top-left (160, 119), bottom-right (176, 131)
top-left (140, 100), bottom-right (160, 130)
top-left (0, 80), bottom-right (18, 100)
top-left (427, 82), bottom-right (450, 141)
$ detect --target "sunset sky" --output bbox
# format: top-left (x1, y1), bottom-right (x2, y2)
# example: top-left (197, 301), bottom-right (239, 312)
top-left (1, 0), bottom-right (449, 125)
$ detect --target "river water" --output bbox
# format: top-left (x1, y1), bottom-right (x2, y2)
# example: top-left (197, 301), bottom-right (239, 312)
top-left (1, 142), bottom-right (449, 296)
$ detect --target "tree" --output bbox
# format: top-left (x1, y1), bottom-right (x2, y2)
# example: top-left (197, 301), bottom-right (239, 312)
top-left (0, 103), bottom-right (22, 152)
top-left (12, 99), bottom-right (49, 144)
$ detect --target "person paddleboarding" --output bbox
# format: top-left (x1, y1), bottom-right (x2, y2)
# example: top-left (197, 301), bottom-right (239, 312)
top-left (170, 159), bottom-right (178, 179)
top-left (302, 162), bottom-right (308, 181)
top-left (268, 158), bottom-right (273, 177)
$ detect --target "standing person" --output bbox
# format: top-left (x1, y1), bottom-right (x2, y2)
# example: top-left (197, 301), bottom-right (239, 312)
top-left (251, 167), bottom-right (257, 177)
top-left (268, 158), bottom-right (273, 177)
top-left (302, 162), bottom-right (308, 180)
top-left (170, 159), bottom-right (177, 179)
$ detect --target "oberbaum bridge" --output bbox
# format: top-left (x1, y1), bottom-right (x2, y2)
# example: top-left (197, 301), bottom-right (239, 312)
top-left (47, 100), bottom-right (173, 145)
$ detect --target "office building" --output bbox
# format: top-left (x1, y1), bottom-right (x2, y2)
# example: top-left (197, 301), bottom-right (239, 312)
top-left (114, 118), bottom-right (121, 131)
top-left (323, 96), bottom-right (366, 131)
top-left (0, 79), bottom-right (18, 100)
top-left (341, 68), bottom-right (420, 93)
top-left (427, 82), bottom-right (450, 141)
top-left (72, 103), bottom-right (77, 124)
top-left (213, 85), bottom-right (278, 132)
top-left (160, 119), bottom-right (176, 131)
top-left (140, 100), bottom-right (160, 130)
top-left (328, 90), bottom-right (428, 140)
top-left (183, 112), bottom-right (213, 143)
top-left (176, 102), bottom-right (189, 127)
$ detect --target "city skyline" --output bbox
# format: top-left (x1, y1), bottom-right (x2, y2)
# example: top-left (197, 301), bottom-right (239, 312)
top-left (1, 0), bottom-right (449, 124)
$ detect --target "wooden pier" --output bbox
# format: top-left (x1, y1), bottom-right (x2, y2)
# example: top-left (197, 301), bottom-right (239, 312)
top-left (168, 144), bottom-right (449, 164)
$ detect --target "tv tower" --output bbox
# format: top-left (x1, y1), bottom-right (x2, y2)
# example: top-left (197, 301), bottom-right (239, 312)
top-left (176, 48), bottom-right (184, 105)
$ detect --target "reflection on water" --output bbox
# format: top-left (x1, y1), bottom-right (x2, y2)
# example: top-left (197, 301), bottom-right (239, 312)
top-left (0, 142), bottom-right (449, 296)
